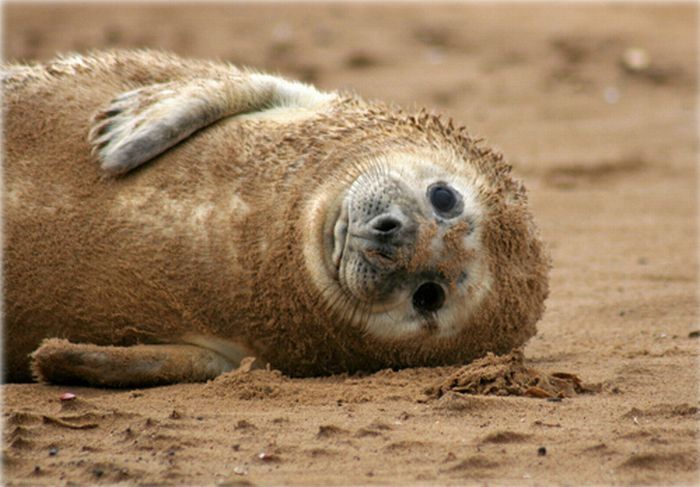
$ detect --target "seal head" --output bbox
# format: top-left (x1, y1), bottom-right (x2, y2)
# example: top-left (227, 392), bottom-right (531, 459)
top-left (306, 148), bottom-right (493, 342)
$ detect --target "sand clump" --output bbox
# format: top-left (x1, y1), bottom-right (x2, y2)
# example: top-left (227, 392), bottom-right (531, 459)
top-left (427, 349), bottom-right (599, 400)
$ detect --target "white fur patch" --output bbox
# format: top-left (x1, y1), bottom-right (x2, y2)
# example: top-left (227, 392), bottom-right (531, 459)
top-left (48, 54), bottom-right (92, 75)
top-left (111, 186), bottom-right (250, 269)
top-left (228, 193), bottom-right (250, 215)
top-left (235, 106), bottom-right (320, 123)
top-left (248, 73), bottom-right (336, 110)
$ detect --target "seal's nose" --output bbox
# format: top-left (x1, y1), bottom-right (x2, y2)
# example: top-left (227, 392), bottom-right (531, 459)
top-left (348, 208), bottom-right (416, 271)
top-left (365, 212), bottom-right (416, 247)
top-left (369, 214), bottom-right (402, 237)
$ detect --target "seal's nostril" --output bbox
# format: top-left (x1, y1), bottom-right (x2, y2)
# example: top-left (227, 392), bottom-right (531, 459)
top-left (412, 282), bottom-right (445, 314)
top-left (371, 216), bottom-right (402, 234)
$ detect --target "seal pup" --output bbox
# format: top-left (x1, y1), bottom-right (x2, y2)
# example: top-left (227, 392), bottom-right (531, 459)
top-left (3, 50), bottom-right (549, 386)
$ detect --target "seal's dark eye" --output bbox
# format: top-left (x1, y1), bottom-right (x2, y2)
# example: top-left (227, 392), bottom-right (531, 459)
top-left (427, 182), bottom-right (463, 218)
top-left (429, 185), bottom-right (457, 213)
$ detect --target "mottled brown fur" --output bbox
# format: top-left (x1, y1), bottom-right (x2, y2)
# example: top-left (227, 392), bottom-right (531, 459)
top-left (3, 50), bottom-right (549, 382)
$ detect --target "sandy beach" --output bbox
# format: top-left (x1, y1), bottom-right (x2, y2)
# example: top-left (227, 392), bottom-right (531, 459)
top-left (3, 3), bottom-right (698, 485)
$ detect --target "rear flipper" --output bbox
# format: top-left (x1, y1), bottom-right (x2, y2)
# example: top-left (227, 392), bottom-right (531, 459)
top-left (31, 338), bottom-right (237, 387)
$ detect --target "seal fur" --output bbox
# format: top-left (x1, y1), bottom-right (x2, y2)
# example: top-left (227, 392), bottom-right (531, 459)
top-left (3, 50), bottom-right (549, 385)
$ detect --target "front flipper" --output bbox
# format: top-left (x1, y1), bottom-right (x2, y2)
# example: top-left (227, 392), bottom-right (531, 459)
top-left (89, 73), bottom-right (335, 175)
top-left (30, 338), bottom-right (242, 387)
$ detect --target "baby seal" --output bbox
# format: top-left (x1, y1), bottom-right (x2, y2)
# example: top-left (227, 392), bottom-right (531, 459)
top-left (3, 50), bottom-right (549, 386)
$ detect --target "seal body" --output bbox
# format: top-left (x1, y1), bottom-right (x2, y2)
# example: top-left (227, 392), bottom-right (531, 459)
top-left (3, 50), bottom-right (549, 385)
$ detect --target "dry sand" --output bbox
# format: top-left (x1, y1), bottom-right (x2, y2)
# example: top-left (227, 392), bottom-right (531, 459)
top-left (2, 2), bottom-right (698, 485)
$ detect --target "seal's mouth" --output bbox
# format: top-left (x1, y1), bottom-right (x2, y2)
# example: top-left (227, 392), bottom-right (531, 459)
top-left (412, 281), bottom-right (446, 314)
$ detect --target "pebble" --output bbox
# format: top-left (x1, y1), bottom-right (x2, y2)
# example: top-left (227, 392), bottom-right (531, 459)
top-left (621, 47), bottom-right (651, 72)
top-left (603, 86), bottom-right (620, 104)
top-left (257, 451), bottom-right (277, 462)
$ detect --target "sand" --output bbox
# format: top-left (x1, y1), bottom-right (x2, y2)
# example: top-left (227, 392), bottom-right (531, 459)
top-left (2, 2), bottom-right (698, 485)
